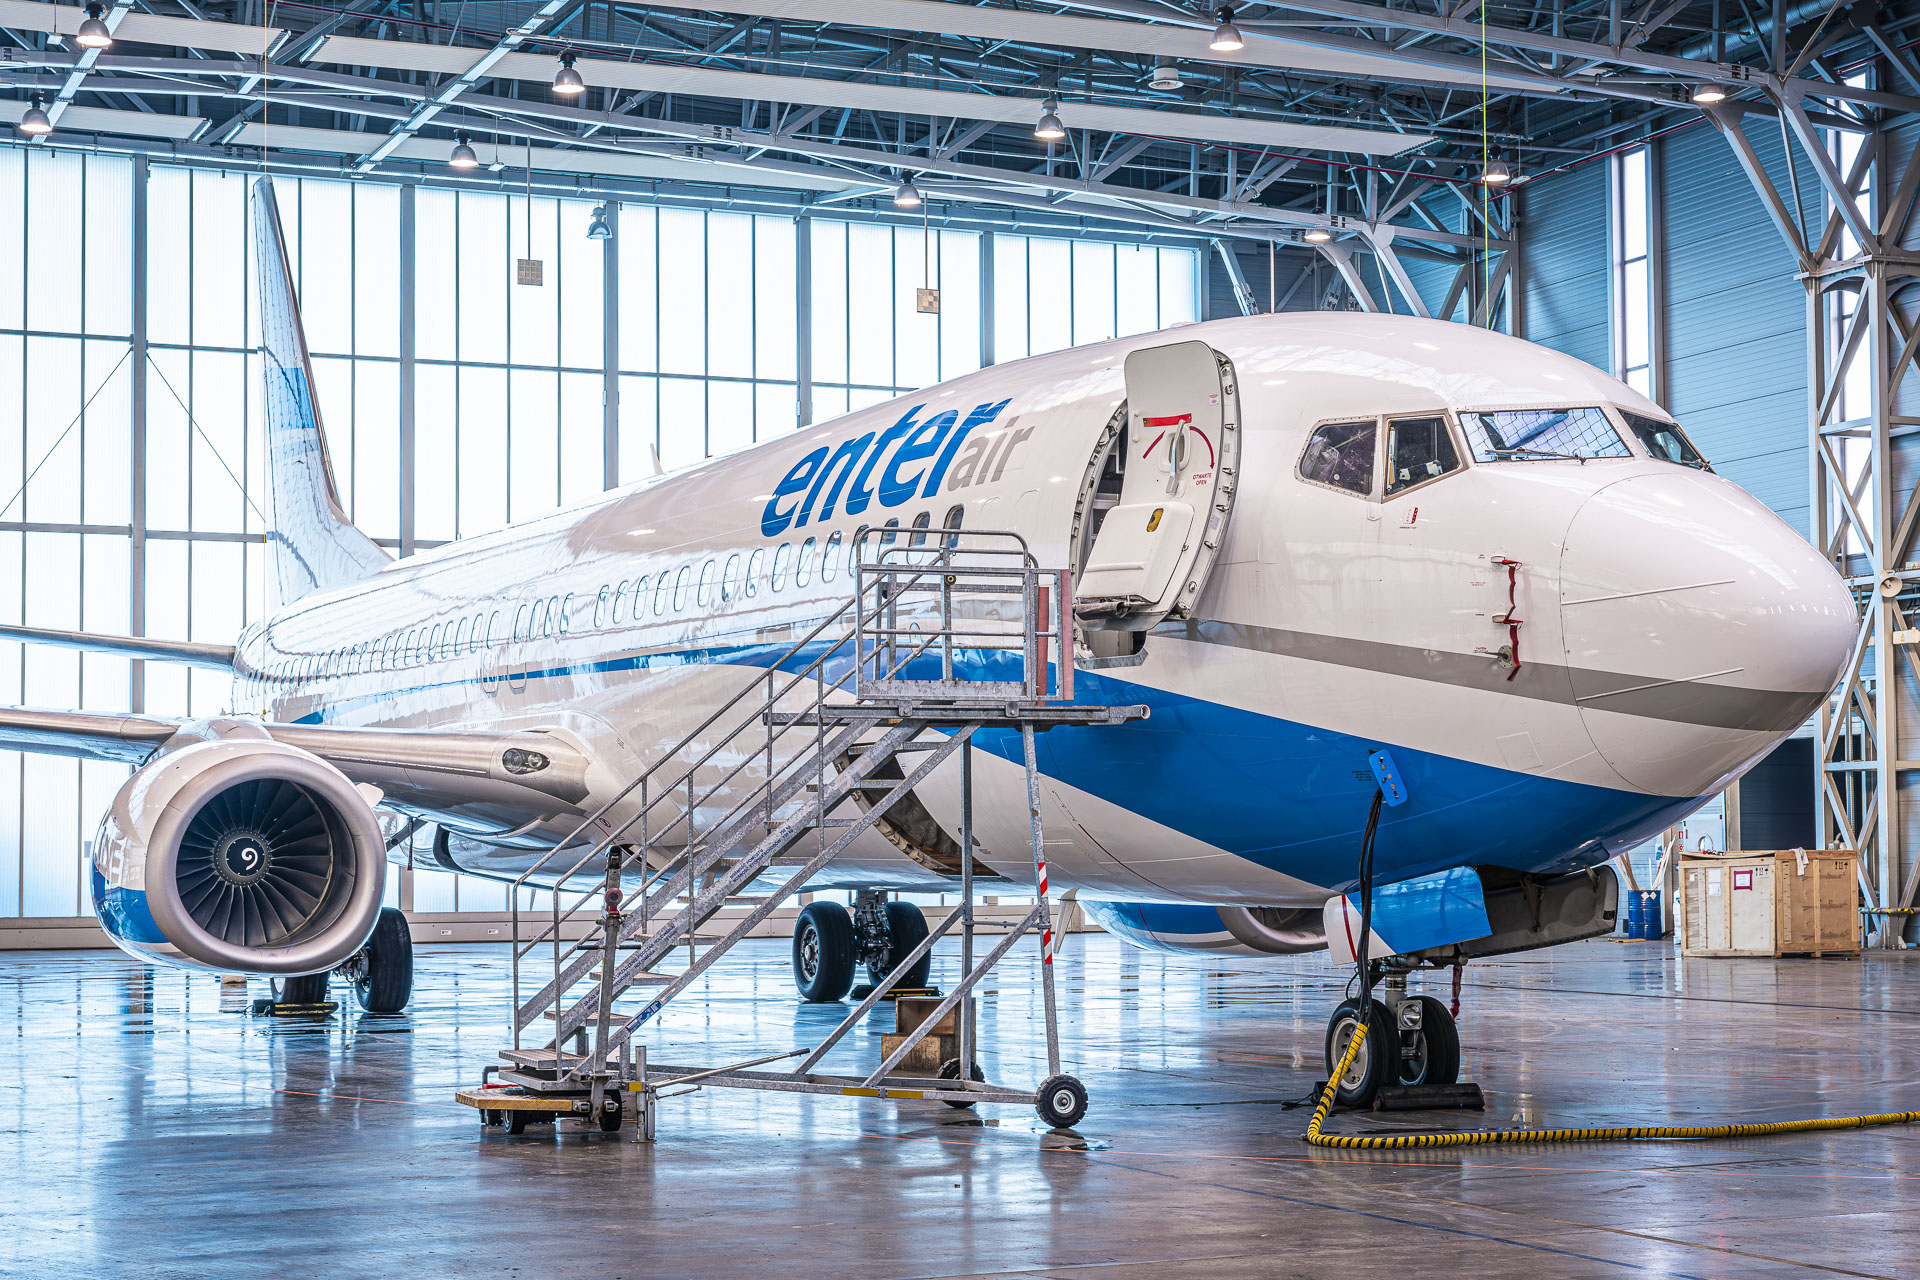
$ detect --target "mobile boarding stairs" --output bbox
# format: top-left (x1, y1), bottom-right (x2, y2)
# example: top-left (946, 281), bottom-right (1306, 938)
top-left (457, 530), bottom-right (1147, 1138)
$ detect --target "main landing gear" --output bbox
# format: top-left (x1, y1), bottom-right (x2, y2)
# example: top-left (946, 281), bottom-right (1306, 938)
top-left (270, 907), bottom-right (415, 1014)
top-left (1323, 970), bottom-right (1460, 1108)
top-left (791, 892), bottom-right (931, 1001)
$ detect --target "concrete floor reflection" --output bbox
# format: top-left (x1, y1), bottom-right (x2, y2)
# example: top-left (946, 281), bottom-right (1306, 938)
top-left (1, 935), bottom-right (1915, 1278)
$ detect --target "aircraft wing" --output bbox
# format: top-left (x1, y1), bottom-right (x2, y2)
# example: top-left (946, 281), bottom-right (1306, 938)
top-left (0, 706), bottom-right (599, 815)
top-left (0, 623), bottom-right (236, 670)
top-left (0, 707), bottom-right (184, 764)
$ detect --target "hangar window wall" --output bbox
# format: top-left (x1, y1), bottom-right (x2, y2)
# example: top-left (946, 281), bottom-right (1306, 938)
top-left (0, 146), bottom-right (1203, 924)
top-left (1611, 147), bottom-right (1653, 397)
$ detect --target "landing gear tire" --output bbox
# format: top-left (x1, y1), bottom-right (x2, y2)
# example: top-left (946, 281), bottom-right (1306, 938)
top-left (871, 901), bottom-right (932, 989)
top-left (792, 901), bottom-right (857, 1002)
top-left (1398, 995), bottom-right (1461, 1087)
top-left (939, 1057), bottom-right (985, 1109)
top-left (272, 973), bottom-right (329, 1005)
top-left (349, 907), bottom-right (414, 1013)
top-left (1324, 998), bottom-right (1395, 1109)
top-left (1036, 1074), bottom-right (1088, 1129)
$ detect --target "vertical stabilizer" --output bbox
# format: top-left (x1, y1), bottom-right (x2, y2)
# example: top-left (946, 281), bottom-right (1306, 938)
top-left (251, 178), bottom-right (389, 606)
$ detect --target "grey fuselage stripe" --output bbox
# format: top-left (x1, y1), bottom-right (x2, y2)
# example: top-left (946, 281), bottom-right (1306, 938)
top-left (1157, 619), bottom-right (1819, 733)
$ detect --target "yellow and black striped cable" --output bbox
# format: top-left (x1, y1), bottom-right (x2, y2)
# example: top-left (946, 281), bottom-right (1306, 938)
top-left (1305, 1022), bottom-right (1920, 1150)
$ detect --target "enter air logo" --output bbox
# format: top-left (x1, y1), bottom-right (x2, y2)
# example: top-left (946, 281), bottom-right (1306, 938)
top-left (761, 398), bottom-right (1022, 537)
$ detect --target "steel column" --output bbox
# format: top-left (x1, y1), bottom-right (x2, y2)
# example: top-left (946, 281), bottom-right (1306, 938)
top-left (398, 183), bottom-right (416, 558)
top-left (128, 155), bottom-right (146, 715)
top-left (603, 201), bottom-right (620, 488)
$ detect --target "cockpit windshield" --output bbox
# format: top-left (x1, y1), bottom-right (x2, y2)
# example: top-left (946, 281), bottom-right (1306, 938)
top-left (1458, 407), bottom-right (1631, 462)
top-left (1621, 411), bottom-right (1710, 469)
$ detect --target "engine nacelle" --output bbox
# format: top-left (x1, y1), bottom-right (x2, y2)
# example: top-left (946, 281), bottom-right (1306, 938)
top-left (91, 738), bottom-right (386, 976)
top-left (1080, 900), bottom-right (1326, 956)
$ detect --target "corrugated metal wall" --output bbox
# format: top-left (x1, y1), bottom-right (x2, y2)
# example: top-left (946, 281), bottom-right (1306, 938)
top-left (1519, 123), bottom-right (1815, 537)
top-left (1660, 122), bottom-right (1815, 538)
top-left (1517, 161), bottom-right (1611, 369)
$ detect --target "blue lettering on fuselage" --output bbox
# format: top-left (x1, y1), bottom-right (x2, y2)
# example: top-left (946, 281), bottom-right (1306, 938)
top-left (761, 398), bottom-right (1012, 537)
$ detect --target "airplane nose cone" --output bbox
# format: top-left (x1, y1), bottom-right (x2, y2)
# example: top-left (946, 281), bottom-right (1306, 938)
top-left (1558, 470), bottom-right (1854, 795)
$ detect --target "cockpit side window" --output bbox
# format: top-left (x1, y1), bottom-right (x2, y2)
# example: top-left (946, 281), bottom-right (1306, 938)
top-left (1621, 411), bottom-right (1710, 469)
top-left (1385, 415), bottom-right (1461, 497)
top-left (1459, 407), bottom-right (1630, 462)
top-left (1298, 420), bottom-right (1377, 496)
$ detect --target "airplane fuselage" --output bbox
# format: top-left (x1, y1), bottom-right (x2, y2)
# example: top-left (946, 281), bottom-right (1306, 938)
top-left (228, 312), bottom-right (1854, 908)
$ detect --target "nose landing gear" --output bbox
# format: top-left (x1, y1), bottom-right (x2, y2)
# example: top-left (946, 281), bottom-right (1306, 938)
top-left (1323, 972), bottom-right (1460, 1108)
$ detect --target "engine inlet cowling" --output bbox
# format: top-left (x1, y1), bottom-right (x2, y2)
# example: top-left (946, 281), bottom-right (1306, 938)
top-left (92, 738), bottom-right (386, 976)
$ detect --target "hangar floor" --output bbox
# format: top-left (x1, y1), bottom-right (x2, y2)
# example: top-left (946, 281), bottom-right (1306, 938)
top-left (1, 935), bottom-right (1914, 1279)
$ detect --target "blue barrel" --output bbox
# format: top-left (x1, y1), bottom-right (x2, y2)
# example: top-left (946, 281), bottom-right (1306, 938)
top-left (1633, 890), bottom-right (1663, 939)
top-left (1623, 892), bottom-right (1647, 938)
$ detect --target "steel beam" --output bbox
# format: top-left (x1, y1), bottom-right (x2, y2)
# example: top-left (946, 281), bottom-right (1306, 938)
top-left (353, 0), bottom-right (585, 171)
top-left (38, 0), bottom-right (133, 139)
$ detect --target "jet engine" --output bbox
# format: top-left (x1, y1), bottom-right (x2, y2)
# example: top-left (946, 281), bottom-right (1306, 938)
top-left (91, 737), bottom-right (386, 976)
top-left (1080, 900), bottom-right (1327, 956)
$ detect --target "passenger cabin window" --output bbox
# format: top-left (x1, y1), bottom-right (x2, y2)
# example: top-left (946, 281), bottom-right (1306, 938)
top-left (908, 512), bottom-right (931, 547)
top-left (722, 554), bottom-right (741, 602)
top-left (772, 542), bottom-right (791, 591)
top-left (697, 560), bottom-right (716, 608)
top-left (821, 533), bottom-right (841, 583)
top-left (745, 549), bottom-right (764, 597)
top-left (1299, 421), bottom-right (1377, 496)
top-left (1459, 407), bottom-right (1630, 462)
top-left (1385, 416), bottom-right (1462, 496)
top-left (652, 574), bottom-right (670, 616)
top-left (672, 566), bottom-right (691, 611)
top-left (558, 594), bottom-right (573, 633)
top-left (796, 537), bottom-right (816, 588)
top-left (1621, 411), bottom-right (1709, 469)
top-left (942, 505), bottom-right (964, 549)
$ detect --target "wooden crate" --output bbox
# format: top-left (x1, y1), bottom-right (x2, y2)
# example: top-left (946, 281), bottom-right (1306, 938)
top-left (1681, 850), bottom-right (1859, 957)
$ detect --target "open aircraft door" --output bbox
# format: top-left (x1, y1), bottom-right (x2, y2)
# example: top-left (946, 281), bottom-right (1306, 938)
top-left (1074, 340), bottom-right (1240, 635)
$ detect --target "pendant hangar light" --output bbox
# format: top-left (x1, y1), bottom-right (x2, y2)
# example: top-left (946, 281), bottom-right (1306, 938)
top-left (1148, 64), bottom-right (1184, 90)
top-left (449, 133), bottom-right (480, 169)
top-left (1692, 82), bottom-right (1728, 104)
top-left (1480, 158), bottom-right (1513, 186)
top-left (1034, 98), bottom-right (1066, 141)
top-left (1210, 6), bottom-right (1245, 53)
top-left (552, 50), bottom-right (586, 96)
top-left (19, 97), bottom-right (52, 136)
top-left (75, 3), bottom-right (114, 49)
top-left (893, 179), bottom-right (924, 209)
top-left (1303, 226), bottom-right (1332, 243)
top-left (586, 205), bottom-right (612, 240)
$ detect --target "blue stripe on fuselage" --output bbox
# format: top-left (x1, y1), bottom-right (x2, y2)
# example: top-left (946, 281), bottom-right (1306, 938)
top-left (284, 638), bottom-right (1707, 891)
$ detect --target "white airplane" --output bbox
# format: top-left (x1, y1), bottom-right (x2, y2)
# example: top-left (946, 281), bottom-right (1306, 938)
top-left (0, 180), bottom-right (1854, 1106)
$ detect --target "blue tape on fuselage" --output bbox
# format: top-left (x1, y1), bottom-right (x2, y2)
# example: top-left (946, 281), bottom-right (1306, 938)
top-left (1340, 865), bottom-right (1492, 955)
